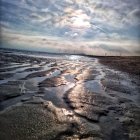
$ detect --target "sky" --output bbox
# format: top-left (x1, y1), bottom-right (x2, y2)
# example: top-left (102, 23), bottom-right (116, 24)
top-left (0, 0), bottom-right (140, 55)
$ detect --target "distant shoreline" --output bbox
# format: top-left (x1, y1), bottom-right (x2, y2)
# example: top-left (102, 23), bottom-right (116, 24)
top-left (0, 47), bottom-right (140, 57)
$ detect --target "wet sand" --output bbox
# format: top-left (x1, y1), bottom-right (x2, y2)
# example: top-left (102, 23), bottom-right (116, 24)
top-left (98, 56), bottom-right (140, 76)
top-left (0, 51), bottom-right (140, 140)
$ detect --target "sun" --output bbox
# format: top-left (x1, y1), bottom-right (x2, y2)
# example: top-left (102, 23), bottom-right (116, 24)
top-left (71, 16), bottom-right (91, 29)
top-left (69, 10), bottom-right (91, 29)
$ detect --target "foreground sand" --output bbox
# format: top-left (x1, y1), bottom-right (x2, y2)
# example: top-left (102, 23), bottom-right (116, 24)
top-left (0, 51), bottom-right (140, 140)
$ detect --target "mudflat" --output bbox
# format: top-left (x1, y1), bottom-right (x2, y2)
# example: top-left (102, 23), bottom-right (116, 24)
top-left (0, 51), bottom-right (140, 140)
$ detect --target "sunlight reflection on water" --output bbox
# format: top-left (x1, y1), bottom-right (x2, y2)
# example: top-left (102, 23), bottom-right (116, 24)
top-left (66, 55), bottom-right (82, 61)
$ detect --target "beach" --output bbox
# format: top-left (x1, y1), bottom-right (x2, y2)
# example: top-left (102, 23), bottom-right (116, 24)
top-left (0, 49), bottom-right (140, 140)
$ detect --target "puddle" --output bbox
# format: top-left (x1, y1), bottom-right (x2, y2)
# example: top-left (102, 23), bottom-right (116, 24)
top-left (80, 59), bottom-right (106, 94)
top-left (50, 69), bottom-right (61, 77)
top-left (64, 74), bottom-right (75, 83)
top-left (28, 77), bottom-right (47, 87)
top-left (43, 83), bottom-right (75, 108)
top-left (85, 80), bottom-right (104, 93)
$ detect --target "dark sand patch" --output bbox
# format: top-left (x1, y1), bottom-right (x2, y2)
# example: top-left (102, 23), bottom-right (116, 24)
top-left (98, 56), bottom-right (140, 76)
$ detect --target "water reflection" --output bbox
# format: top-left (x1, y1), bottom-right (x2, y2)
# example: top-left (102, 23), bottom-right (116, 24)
top-left (66, 55), bottom-right (82, 61)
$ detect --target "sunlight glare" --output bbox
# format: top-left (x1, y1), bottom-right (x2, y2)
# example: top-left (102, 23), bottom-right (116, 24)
top-left (70, 10), bottom-right (91, 29)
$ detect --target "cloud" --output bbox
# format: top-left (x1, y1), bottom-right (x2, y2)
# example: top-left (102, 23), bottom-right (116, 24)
top-left (1, 31), bottom-right (140, 56)
top-left (2, 0), bottom-right (139, 29)
top-left (122, 9), bottom-right (140, 26)
top-left (1, 0), bottom-right (140, 55)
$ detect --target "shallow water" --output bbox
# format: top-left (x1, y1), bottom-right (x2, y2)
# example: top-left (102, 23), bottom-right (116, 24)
top-left (44, 83), bottom-right (75, 108)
